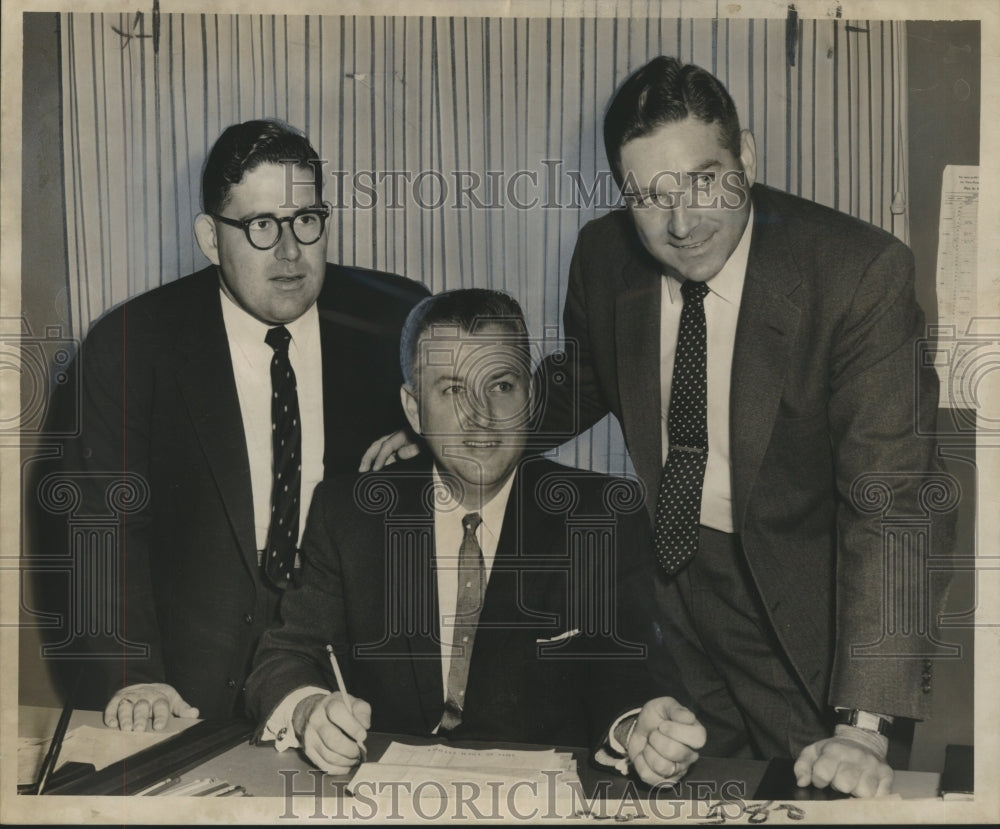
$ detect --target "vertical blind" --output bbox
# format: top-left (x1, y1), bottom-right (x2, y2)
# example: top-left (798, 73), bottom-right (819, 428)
top-left (61, 12), bottom-right (908, 474)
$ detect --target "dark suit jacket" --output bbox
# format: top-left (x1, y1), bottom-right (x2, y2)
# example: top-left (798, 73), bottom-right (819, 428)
top-left (35, 264), bottom-right (428, 718)
top-left (246, 457), bottom-right (672, 749)
top-left (538, 184), bottom-right (956, 721)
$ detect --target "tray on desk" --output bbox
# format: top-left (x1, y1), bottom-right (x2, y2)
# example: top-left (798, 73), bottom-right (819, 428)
top-left (44, 718), bottom-right (254, 796)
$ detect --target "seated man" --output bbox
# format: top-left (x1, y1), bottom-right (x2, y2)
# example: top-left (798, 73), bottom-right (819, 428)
top-left (246, 289), bottom-right (706, 785)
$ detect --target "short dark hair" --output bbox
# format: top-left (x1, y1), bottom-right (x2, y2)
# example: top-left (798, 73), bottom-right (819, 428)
top-left (201, 119), bottom-right (322, 215)
top-left (604, 56), bottom-right (742, 186)
top-left (400, 289), bottom-right (529, 388)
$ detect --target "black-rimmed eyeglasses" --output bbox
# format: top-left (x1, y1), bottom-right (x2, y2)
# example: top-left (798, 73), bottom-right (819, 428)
top-left (211, 204), bottom-right (332, 250)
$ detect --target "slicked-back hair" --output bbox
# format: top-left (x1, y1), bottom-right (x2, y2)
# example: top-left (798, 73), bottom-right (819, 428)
top-left (400, 289), bottom-right (530, 389)
top-left (201, 119), bottom-right (322, 215)
top-left (604, 56), bottom-right (742, 186)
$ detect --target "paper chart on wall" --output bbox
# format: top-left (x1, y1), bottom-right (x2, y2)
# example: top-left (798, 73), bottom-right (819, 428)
top-left (933, 165), bottom-right (985, 412)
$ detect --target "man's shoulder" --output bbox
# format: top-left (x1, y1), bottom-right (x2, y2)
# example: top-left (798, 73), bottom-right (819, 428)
top-left (516, 458), bottom-right (647, 517)
top-left (571, 210), bottom-right (662, 291)
top-left (317, 458), bottom-right (646, 513)
top-left (81, 267), bottom-right (219, 347)
top-left (318, 263), bottom-right (429, 331)
top-left (752, 184), bottom-right (905, 255)
top-left (315, 455), bottom-right (435, 516)
top-left (576, 209), bottom-right (642, 250)
top-left (322, 262), bottom-right (429, 300)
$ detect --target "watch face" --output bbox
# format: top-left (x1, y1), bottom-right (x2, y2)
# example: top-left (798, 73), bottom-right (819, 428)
top-left (836, 708), bottom-right (891, 735)
top-left (854, 711), bottom-right (881, 731)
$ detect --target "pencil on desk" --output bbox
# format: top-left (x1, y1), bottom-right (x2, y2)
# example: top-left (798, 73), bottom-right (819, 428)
top-left (162, 777), bottom-right (212, 796)
top-left (35, 703), bottom-right (71, 795)
top-left (135, 776), bottom-right (178, 796)
top-left (326, 644), bottom-right (368, 762)
top-left (194, 781), bottom-right (233, 796)
top-left (35, 667), bottom-right (82, 795)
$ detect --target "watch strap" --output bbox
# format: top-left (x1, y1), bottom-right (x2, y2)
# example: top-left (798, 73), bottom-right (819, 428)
top-left (834, 708), bottom-right (893, 737)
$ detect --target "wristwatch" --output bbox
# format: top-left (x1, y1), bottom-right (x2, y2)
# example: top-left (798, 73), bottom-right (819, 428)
top-left (834, 708), bottom-right (893, 737)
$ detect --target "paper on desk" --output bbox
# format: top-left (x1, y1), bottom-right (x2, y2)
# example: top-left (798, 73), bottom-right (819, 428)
top-left (378, 741), bottom-right (575, 772)
top-left (17, 725), bottom-right (172, 784)
top-left (347, 762), bottom-right (581, 797)
top-left (347, 742), bottom-right (579, 799)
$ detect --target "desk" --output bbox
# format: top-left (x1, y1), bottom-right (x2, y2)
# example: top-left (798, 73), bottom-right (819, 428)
top-left (18, 706), bottom-right (942, 810)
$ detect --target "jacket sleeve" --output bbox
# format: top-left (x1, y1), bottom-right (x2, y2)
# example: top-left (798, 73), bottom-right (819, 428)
top-left (535, 225), bottom-right (615, 447)
top-left (826, 240), bottom-right (956, 718)
top-left (582, 483), bottom-right (685, 749)
top-left (245, 482), bottom-right (340, 733)
top-left (38, 308), bottom-right (167, 705)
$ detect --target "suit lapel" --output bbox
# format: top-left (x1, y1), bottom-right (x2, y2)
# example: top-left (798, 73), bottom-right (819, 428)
top-left (174, 275), bottom-right (257, 578)
top-left (615, 258), bottom-right (664, 518)
top-left (730, 188), bottom-right (802, 531)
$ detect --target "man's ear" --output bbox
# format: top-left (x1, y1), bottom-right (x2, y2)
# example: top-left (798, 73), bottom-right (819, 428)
top-left (738, 129), bottom-right (757, 188)
top-left (194, 214), bottom-right (220, 266)
top-left (400, 384), bottom-right (421, 435)
top-left (527, 371), bottom-right (540, 426)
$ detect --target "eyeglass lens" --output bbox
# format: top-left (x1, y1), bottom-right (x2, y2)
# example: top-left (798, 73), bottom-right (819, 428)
top-left (247, 212), bottom-right (326, 249)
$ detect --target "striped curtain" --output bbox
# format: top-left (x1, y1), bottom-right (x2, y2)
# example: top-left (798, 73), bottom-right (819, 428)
top-left (61, 12), bottom-right (908, 474)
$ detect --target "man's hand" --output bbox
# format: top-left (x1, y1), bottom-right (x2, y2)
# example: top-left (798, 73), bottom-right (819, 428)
top-left (358, 430), bottom-right (420, 472)
top-left (103, 683), bottom-right (199, 732)
top-left (294, 692), bottom-right (372, 775)
top-left (794, 736), bottom-right (893, 798)
top-left (627, 697), bottom-right (706, 786)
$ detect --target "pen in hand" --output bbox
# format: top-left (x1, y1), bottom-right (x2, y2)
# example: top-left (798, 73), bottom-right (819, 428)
top-left (326, 644), bottom-right (368, 763)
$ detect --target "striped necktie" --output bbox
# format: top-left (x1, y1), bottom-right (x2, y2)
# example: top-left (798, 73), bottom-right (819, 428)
top-left (439, 512), bottom-right (485, 732)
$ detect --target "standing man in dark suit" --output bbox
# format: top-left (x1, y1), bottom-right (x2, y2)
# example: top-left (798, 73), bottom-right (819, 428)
top-left (537, 57), bottom-right (956, 798)
top-left (361, 58), bottom-right (955, 798)
top-left (247, 289), bottom-right (706, 785)
top-left (38, 119), bottom-right (428, 728)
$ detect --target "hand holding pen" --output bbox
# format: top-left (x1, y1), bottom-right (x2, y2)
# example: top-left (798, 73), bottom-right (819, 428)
top-left (290, 646), bottom-right (371, 775)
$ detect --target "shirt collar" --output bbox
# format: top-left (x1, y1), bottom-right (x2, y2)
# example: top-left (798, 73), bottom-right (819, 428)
top-left (664, 204), bottom-right (754, 305)
top-left (431, 465), bottom-right (517, 544)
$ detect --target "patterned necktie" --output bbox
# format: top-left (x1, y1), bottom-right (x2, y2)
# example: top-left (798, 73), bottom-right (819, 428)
top-left (654, 279), bottom-right (710, 575)
top-left (263, 325), bottom-right (301, 588)
top-left (440, 512), bottom-right (485, 732)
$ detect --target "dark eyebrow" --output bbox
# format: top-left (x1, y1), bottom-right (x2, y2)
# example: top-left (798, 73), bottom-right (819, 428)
top-left (237, 206), bottom-right (325, 222)
top-left (485, 368), bottom-right (519, 381)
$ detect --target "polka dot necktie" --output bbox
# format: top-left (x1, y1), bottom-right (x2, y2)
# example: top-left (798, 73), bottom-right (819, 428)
top-left (654, 279), bottom-right (710, 576)
top-left (264, 325), bottom-right (301, 588)
top-left (440, 512), bottom-right (485, 732)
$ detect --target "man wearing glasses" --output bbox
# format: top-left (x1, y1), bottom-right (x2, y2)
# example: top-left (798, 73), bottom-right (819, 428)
top-left (44, 120), bottom-right (428, 729)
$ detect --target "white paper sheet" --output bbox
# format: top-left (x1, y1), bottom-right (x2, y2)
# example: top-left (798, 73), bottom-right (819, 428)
top-left (377, 741), bottom-right (575, 772)
top-left (933, 165), bottom-right (981, 410)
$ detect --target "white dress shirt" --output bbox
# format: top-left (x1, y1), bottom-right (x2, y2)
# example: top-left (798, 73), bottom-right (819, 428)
top-left (219, 290), bottom-right (324, 554)
top-left (659, 207), bottom-right (754, 533)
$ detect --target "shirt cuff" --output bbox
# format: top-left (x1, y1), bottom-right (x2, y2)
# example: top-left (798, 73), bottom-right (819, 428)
top-left (593, 708), bottom-right (642, 776)
top-left (262, 686), bottom-right (330, 752)
top-left (833, 724), bottom-right (890, 762)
